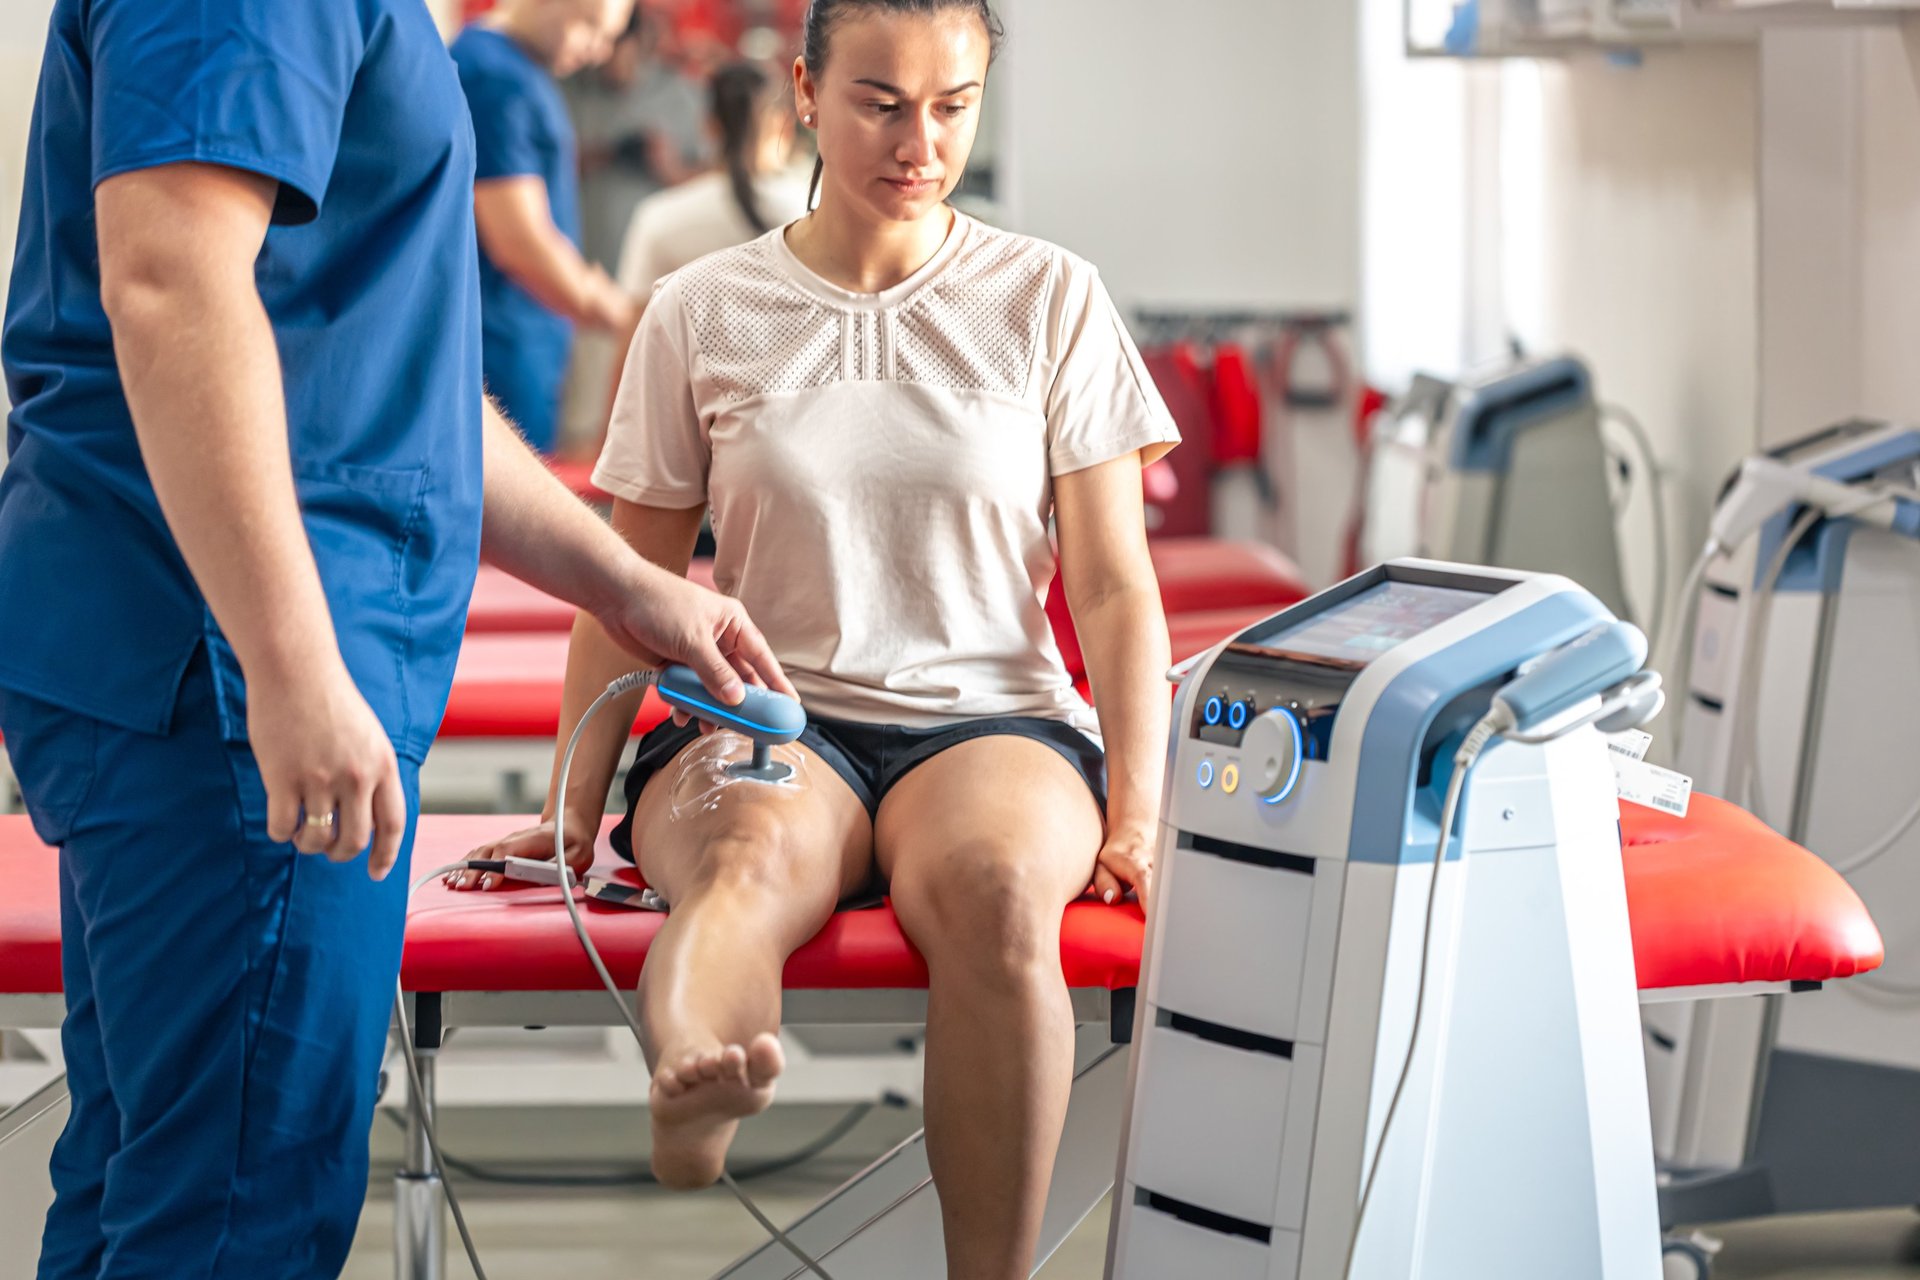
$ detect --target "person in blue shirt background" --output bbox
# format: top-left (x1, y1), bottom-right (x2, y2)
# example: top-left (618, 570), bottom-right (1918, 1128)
top-left (455, 0), bottom-right (641, 454)
top-left (0, 1), bottom-right (790, 1275)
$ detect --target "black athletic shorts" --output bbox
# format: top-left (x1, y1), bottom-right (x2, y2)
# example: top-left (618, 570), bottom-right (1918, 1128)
top-left (607, 712), bottom-right (1106, 866)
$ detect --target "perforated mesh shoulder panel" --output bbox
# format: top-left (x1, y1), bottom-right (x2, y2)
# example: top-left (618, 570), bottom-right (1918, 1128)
top-left (676, 240), bottom-right (841, 401)
top-left (670, 223), bottom-right (1057, 403)
top-left (894, 229), bottom-right (1055, 397)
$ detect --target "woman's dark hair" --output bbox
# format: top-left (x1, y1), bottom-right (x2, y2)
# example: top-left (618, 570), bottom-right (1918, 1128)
top-left (711, 62), bottom-right (776, 234)
top-left (801, 0), bottom-right (1005, 209)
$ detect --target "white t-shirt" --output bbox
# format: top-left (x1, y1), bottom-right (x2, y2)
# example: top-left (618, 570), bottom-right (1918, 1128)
top-left (594, 212), bottom-right (1180, 733)
top-left (614, 168), bottom-right (814, 299)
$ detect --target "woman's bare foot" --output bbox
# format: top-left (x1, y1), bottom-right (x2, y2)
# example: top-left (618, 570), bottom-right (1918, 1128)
top-left (649, 1032), bottom-right (785, 1189)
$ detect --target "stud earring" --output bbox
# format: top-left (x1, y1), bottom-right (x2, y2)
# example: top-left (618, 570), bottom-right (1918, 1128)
top-left (803, 113), bottom-right (816, 127)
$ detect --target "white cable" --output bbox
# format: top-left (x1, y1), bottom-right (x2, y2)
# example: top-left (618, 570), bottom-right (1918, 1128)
top-left (1342, 712), bottom-right (1505, 1280)
top-left (1651, 545), bottom-right (1716, 759)
top-left (1601, 404), bottom-right (1671, 645)
top-left (1732, 508), bottom-right (1819, 832)
top-left (1730, 500), bottom-right (1920, 877)
top-left (553, 674), bottom-right (837, 1280)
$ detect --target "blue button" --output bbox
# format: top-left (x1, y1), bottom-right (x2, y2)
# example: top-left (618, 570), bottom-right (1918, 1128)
top-left (1227, 699), bottom-right (1249, 730)
top-left (1196, 760), bottom-right (1215, 789)
top-left (1203, 696), bottom-right (1224, 726)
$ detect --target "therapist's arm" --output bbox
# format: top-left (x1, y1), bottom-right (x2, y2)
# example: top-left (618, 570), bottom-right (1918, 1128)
top-left (474, 176), bottom-right (634, 331)
top-left (1055, 455), bottom-right (1172, 914)
top-left (96, 161), bottom-right (406, 877)
top-left (454, 498), bottom-right (705, 889)
top-left (478, 397), bottom-right (792, 708)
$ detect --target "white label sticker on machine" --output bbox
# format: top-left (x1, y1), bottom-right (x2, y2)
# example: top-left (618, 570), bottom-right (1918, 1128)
top-left (1606, 729), bottom-right (1653, 762)
top-left (1615, 755), bottom-right (1692, 817)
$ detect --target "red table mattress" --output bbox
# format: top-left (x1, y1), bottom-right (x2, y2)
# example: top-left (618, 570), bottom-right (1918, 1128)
top-left (470, 541), bottom-right (1307, 670)
top-left (1147, 538), bottom-right (1311, 615)
top-left (466, 562), bottom-right (718, 635)
top-left (1048, 539), bottom-right (1308, 677)
top-left (545, 458), bottom-right (611, 505)
top-left (439, 635), bottom-right (672, 740)
top-left (444, 603), bottom-right (1292, 741)
top-left (0, 800), bottom-right (1882, 998)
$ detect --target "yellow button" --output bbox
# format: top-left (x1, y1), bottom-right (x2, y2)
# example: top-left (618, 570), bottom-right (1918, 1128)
top-left (1220, 763), bottom-right (1240, 794)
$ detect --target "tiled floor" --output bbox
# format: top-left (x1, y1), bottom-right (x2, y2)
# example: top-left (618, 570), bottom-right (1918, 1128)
top-left (337, 1106), bottom-right (1920, 1279)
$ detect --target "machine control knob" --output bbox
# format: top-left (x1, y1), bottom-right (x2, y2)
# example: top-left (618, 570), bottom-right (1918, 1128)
top-left (1244, 707), bottom-right (1304, 803)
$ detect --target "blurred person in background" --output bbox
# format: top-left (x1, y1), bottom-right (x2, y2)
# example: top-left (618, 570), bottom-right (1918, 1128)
top-left (454, 0), bottom-right (640, 452)
top-left (604, 60), bottom-right (813, 416)
top-left (567, 8), bottom-right (711, 273)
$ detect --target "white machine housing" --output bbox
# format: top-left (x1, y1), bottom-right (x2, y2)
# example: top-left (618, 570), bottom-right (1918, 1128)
top-left (1648, 421), bottom-right (1920, 1224)
top-left (1105, 559), bottom-right (1659, 1279)
top-left (1424, 356), bottom-right (1632, 621)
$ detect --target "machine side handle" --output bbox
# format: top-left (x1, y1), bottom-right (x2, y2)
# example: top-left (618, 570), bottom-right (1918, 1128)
top-left (1493, 621), bottom-right (1647, 735)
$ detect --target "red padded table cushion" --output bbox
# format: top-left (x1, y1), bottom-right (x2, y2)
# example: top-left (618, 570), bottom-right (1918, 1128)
top-left (1150, 538), bottom-right (1309, 615)
top-left (399, 819), bottom-right (1145, 993)
top-left (1622, 792), bottom-right (1883, 989)
top-left (1049, 540), bottom-right (1309, 677)
top-left (0, 801), bottom-right (1884, 997)
top-left (439, 635), bottom-right (671, 739)
top-left (0, 816), bottom-right (1141, 996)
top-left (545, 458), bottom-right (612, 505)
top-left (467, 562), bottom-right (718, 635)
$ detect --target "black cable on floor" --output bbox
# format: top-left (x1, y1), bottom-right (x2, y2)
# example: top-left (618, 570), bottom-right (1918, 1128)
top-left (376, 1101), bottom-right (880, 1189)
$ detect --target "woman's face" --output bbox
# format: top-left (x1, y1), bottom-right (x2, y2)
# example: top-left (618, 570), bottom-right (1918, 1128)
top-left (796, 9), bottom-right (991, 226)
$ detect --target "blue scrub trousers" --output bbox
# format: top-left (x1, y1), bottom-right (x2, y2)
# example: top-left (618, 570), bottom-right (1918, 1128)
top-left (1, 650), bottom-right (419, 1279)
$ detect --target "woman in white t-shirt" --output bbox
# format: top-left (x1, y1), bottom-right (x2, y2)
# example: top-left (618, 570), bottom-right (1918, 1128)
top-left (459, 3), bottom-right (1178, 1273)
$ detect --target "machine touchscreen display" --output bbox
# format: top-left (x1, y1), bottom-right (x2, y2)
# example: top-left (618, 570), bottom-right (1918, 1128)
top-left (1255, 580), bottom-right (1491, 665)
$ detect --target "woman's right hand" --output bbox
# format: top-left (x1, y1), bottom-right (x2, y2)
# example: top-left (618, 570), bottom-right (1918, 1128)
top-left (445, 816), bottom-right (598, 891)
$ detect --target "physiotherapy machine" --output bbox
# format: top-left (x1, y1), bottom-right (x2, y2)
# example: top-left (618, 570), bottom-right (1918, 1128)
top-left (1646, 420), bottom-right (1920, 1255)
top-left (1107, 560), bottom-right (1666, 1278)
top-left (1364, 355), bottom-right (1662, 630)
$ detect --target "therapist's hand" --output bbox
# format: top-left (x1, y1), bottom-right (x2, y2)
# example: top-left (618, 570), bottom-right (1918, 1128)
top-left (590, 562), bottom-right (798, 711)
top-left (251, 661), bottom-right (407, 880)
top-left (1091, 821), bottom-right (1155, 916)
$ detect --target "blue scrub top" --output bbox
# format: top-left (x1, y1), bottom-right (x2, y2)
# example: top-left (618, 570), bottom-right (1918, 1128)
top-left (0, 0), bottom-right (485, 764)
top-left (452, 25), bottom-right (581, 454)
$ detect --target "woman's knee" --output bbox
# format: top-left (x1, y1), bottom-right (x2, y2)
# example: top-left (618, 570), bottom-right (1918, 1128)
top-left (893, 843), bottom-right (1066, 984)
top-left (671, 811), bottom-right (814, 903)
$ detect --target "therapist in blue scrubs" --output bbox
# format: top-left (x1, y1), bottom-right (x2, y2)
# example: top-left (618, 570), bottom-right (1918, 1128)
top-left (0, 2), bottom-right (791, 1275)
top-left (454, 0), bottom-right (640, 454)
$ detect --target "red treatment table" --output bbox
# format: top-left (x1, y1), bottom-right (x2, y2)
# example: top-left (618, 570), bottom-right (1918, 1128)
top-left (440, 571), bottom-right (1307, 811)
top-left (465, 560), bottom-right (719, 635)
top-left (544, 457), bottom-right (612, 506)
top-left (468, 540), bottom-right (1308, 647)
top-left (0, 797), bottom-right (1882, 1277)
top-left (423, 634), bottom-right (676, 810)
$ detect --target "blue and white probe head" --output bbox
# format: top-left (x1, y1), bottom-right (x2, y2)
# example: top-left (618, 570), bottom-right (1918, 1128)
top-left (655, 664), bottom-right (808, 783)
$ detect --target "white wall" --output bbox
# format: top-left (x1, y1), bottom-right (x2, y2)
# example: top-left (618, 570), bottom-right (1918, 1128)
top-left (1856, 24), bottom-right (1920, 421)
top-left (1500, 45), bottom-right (1761, 589)
top-left (1759, 21), bottom-right (1920, 438)
top-left (996, 0), bottom-right (1361, 315)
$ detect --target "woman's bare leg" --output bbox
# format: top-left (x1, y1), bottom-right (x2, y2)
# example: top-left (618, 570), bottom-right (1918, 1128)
top-left (876, 737), bottom-right (1104, 1280)
top-left (633, 737), bottom-right (874, 1188)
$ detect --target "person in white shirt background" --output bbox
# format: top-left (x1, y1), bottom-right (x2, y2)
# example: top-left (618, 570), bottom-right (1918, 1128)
top-left (454, 3), bottom-right (1179, 1277)
top-left (616, 60), bottom-right (813, 300)
top-left (605, 58), bottom-right (813, 418)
